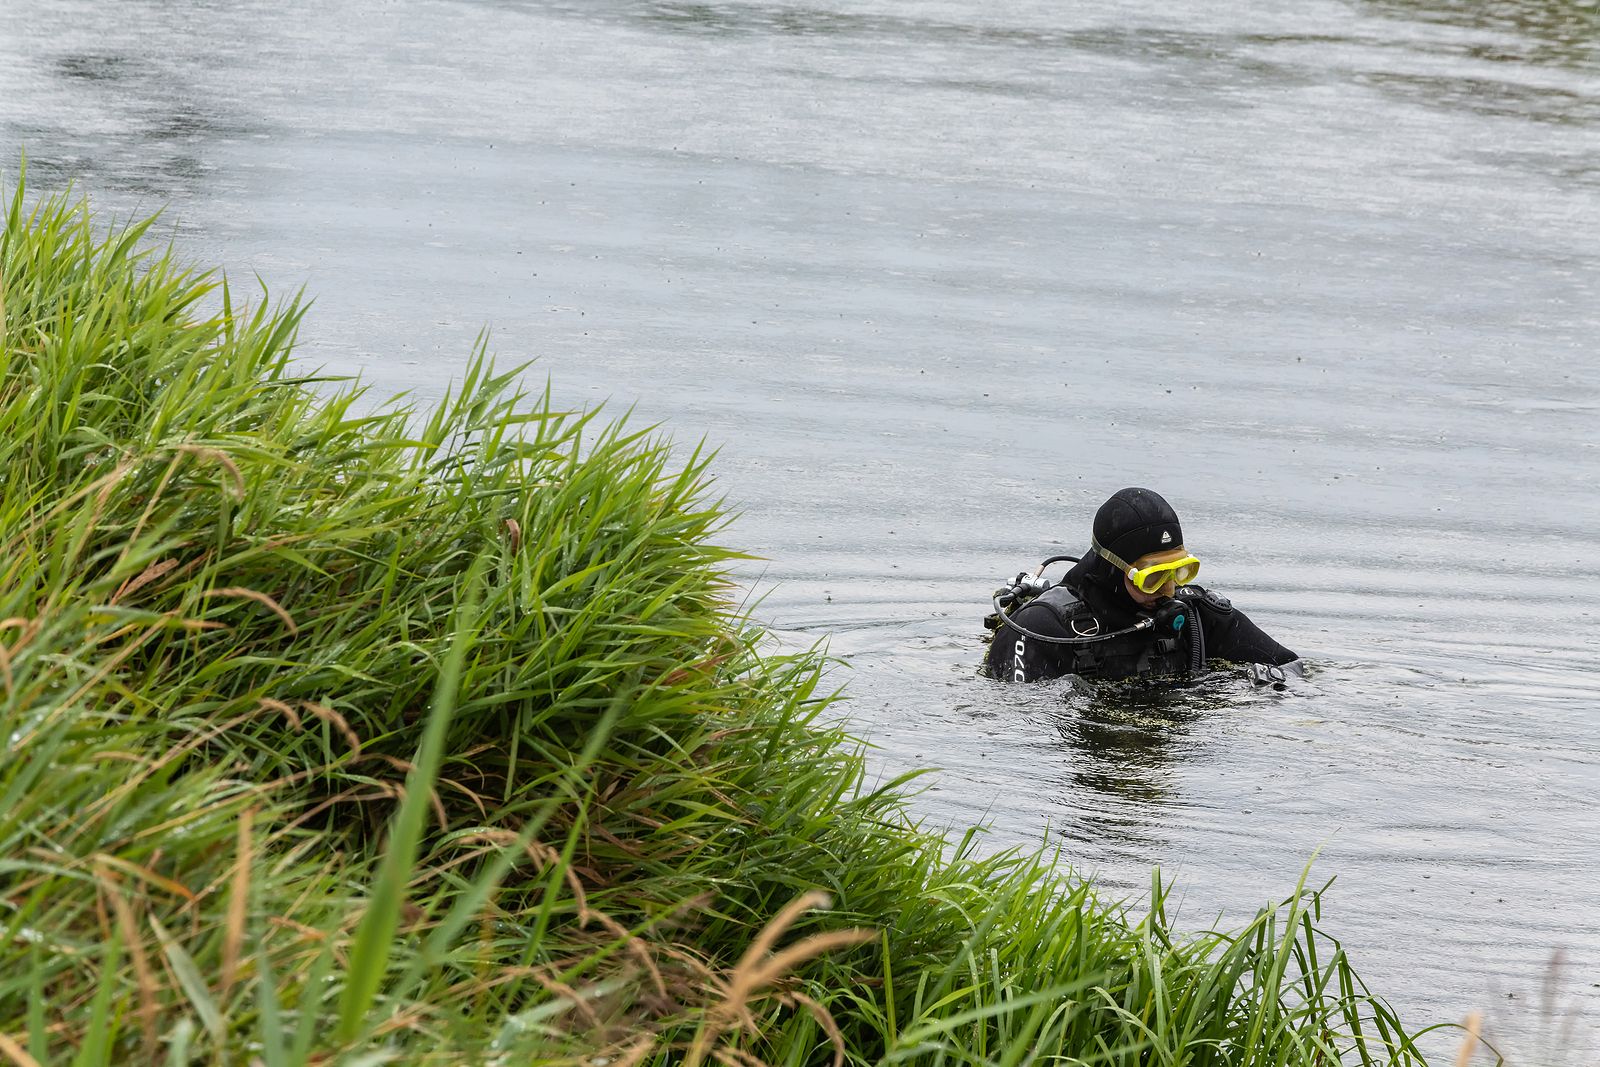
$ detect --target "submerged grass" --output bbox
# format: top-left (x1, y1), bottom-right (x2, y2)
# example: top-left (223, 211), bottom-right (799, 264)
top-left (0, 174), bottom-right (1437, 1064)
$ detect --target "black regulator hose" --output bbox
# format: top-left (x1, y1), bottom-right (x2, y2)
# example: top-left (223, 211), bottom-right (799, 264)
top-left (990, 556), bottom-right (1191, 647)
top-left (989, 594), bottom-right (1158, 646)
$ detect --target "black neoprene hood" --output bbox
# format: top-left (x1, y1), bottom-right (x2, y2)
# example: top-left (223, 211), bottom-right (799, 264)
top-left (1093, 487), bottom-right (1185, 565)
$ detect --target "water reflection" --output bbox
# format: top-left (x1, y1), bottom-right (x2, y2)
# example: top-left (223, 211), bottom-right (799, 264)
top-left (637, 0), bottom-right (1600, 76)
top-left (1353, 0), bottom-right (1600, 128)
top-left (1037, 671), bottom-right (1260, 852)
top-left (1054, 684), bottom-right (1200, 801)
top-left (618, 0), bottom-right (1600, 131)
top-left (1353, 68), bottom-right (1599, 125)
top-left (624, 0), bottom-right (1273, 60)
top-left (56, 52), bottom-right (139, 82)
top-left (1365, 0), bottom-right (1600, 69)
top-left (637, 1), bottom-right (873, 37)
top-left (23, 46), bottom-right (250, 201)
top-left (628, 1), bottom-right (1296, 73)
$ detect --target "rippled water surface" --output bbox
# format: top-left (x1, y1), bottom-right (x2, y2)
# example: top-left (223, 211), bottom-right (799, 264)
top-left (4, 0), bottom-right (1598, 1058)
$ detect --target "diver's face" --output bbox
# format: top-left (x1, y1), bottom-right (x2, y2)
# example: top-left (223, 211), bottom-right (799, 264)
top-left (1123, 546), bottom-right (1191, 607)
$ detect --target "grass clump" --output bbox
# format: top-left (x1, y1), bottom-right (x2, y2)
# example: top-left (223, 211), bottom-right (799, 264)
top-left (0, 175), bottom-right (1435, 1065)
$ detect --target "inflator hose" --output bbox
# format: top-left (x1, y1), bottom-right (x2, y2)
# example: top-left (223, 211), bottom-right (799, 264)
top-left (1187, 595), bottom-right (1205, 673)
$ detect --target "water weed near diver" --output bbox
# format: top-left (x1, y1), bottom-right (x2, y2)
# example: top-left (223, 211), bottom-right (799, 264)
top-left (0, 177), bottom-right (1434, 1063)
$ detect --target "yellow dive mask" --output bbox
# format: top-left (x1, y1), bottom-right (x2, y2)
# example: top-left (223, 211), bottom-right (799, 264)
top-left (1092, 539), bottom-right (1201, 594)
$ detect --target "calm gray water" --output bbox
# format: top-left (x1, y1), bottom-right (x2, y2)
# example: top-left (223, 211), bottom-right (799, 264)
top-left (4, 0), bottom-right (1598, 1059)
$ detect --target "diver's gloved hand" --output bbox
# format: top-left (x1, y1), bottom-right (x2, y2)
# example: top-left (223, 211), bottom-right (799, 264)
top-left (1247, 661), bottom-right (1303, 689)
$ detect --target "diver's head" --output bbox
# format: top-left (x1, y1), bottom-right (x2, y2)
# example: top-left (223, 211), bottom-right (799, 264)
top-left (1089, 488), bottom-right (1199, 607)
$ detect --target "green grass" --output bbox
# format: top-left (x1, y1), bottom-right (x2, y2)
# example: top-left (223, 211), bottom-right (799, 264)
top-left (0, 171), bottom-right (1439, 1065)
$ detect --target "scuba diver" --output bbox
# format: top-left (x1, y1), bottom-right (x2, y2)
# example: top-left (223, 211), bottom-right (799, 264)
top-left (984, 487), bottom-right (1298, 684)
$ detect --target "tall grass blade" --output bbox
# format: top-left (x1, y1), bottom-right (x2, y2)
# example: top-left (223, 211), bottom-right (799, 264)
top-left (335, 559), bottom-right (485, 1043)
top-left (148, 916), bottom-right (224, 1045)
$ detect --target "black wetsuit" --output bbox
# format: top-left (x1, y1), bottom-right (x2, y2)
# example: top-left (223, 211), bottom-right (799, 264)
top-left (985, 554), bottom-right (1297, 684)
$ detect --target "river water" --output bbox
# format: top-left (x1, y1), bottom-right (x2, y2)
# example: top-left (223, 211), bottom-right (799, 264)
top-left (3, 0), bottom-right (1597, 1059)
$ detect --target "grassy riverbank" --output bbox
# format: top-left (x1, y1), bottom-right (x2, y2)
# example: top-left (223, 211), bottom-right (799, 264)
top-left (0, 180), bottom-right (1431, 1064)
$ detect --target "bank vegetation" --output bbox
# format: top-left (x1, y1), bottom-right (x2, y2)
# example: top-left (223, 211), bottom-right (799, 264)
top-left (0, 178), bottom-right (1432, 1064)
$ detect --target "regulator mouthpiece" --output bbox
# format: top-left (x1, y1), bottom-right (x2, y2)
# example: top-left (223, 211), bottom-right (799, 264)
top-left (1151, 599), bottom-right (1187, 634)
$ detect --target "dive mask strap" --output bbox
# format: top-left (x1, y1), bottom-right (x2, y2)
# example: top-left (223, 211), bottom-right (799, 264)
top-left (1090, 537), bottom-right (1135, 575)
top-left (1092, 537), bottom-right (1201, 593)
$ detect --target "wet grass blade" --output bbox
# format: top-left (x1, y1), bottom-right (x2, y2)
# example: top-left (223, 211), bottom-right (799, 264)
top-left (336, 560), bottom-right (485, 1044)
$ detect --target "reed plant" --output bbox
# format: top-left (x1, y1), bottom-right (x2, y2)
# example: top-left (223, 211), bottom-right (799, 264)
top-left (0, 173), bottom-right (1436, 1065)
